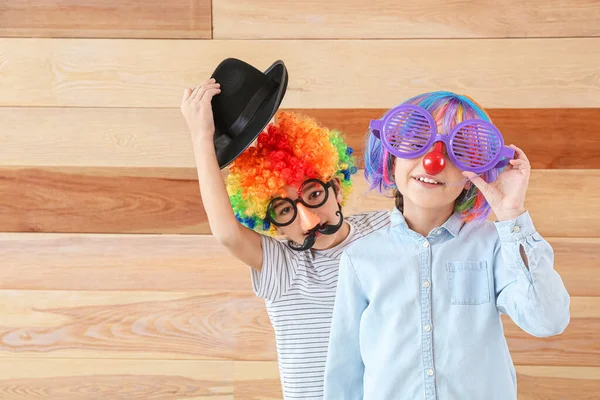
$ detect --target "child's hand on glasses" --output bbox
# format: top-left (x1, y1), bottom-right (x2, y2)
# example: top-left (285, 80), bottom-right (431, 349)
top-left (462, 144), bottom-right (530, 222)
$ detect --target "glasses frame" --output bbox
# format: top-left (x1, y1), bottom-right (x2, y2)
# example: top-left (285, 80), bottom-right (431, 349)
top-left (266, 179), bottom-right (333, 227)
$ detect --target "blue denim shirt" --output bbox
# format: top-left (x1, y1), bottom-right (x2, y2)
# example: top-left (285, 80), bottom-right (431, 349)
top-left (323, 208), bottom-right (570, 400)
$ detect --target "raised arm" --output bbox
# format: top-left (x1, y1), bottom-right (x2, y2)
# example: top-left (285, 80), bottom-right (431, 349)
top-left (181, 79), bottom-right (263, 271)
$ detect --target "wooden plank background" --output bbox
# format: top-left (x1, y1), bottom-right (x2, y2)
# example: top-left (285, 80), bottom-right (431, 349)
top-left (2, 38), bottom-right (600, 108)
top-left (0, 0), bottom-right (599, 398)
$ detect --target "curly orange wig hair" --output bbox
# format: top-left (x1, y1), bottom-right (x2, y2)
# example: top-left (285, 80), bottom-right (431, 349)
top-left (226, 111), bottom-right (357, 235)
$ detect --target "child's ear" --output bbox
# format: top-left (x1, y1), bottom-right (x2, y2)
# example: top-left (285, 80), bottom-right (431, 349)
top-left (332, 178), bottom-right (343, 202)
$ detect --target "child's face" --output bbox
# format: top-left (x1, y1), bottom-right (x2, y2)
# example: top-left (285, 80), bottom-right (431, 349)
top-left (275, 178), bottom-right (346, 250)
top-left (394, 142), bottom-right (470, 212)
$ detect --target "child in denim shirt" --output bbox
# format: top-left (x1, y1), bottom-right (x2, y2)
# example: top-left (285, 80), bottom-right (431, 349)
top-left (323, 91), bottom-right (570, 400)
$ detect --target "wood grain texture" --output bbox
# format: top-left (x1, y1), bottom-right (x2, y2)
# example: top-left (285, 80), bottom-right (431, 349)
top-left (213, 0), bottom-right (600, 39)
top-left (2, 107), bottom-right (600, 169)
top-left (1, 167), bottom-right (598, 237)
top-left (0, 167), bottom-right (208, 234)
top-left (233, 362), bottom-right (282, 400)
top-left (0, 291), bottom-right (595, 366)
top-left (0, 233), bottom-right (252, 292)
top-left (1, 38), bottom-right (600, 108)
top-left (0, 358), bottom-right (233, 399)
top-left (0, 108), bottom-right (196, 168)
top-left (0, 291), bottom-right (275, 360)
top-left (504, 315), bottom-right (600, 367)
top-left (0, 234), bottom-right (596, 296)
top-left (0, 0), bottom-right (212, 39)
top-left (516, 366), bottom-right (600, 400)
top-left (1, 363), bottom-right (597, 399)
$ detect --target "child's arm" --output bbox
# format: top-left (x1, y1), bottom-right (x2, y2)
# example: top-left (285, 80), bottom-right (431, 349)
top-left (181, 80), bottom-right (263, 271)
top-left (323, 252), bottom-right (366, 400)
top-left (464, 145), bottom-right (570, 336)
top-left (493, 211), bottom-right (570, 337)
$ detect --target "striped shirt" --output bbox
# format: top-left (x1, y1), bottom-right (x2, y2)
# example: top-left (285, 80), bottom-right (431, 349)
top-left (251, 210), bottom-right (391, 399)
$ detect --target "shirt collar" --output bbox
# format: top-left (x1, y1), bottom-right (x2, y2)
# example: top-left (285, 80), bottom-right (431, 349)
top-left (391, 207), bottom-right (465, 238)
top-left (442, 212), bottom-right (465, 238)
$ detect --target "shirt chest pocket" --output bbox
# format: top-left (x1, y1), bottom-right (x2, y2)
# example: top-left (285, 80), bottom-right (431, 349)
top-left (446, 261), bottom-right (490, 305)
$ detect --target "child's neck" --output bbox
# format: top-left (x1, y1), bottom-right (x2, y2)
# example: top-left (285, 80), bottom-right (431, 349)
top-left (328, 220), bottom-right (351, 248)
top-left (314, 220), bottom-right (351, 251)
top-left (402, 202), bottom-right (454, 238)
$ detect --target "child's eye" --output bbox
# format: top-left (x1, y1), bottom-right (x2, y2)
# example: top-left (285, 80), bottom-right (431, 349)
top-left (309, 191), bottom-right (323, 199)
top-left (278, 207), bottom-right (291, 216)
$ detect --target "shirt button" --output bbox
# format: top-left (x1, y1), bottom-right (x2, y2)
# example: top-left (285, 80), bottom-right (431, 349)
top-left (423, 241), bottom-right (430, 248)
top-left (513, 226), bottom-right (521, 233)
top-left (424, 324), bottom-right (431, 332)
top-left (427, 368), bottom-right (434, 376)
top-left (423, 280), bottom-right (430, 288)
top-left (436, 229), bottom-right (442, 235)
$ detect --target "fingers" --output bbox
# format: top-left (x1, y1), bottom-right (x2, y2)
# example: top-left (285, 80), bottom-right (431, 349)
top-left (192, 78), bottom-right (218, 100)
top-left (509, 144), bottom-right (529, 164)
top-left (189, 85), bottom-right (202, 100)
top-left (201, 88), bottom-right (222, 103)
top-left (509, 159), bottom-right (531, 175)
top-left (462, 171), bottom-right (490, 196)
top-left (509, 159), bottom-right (527, 167)
top-left (183, 79), bottom-right (220, 103)
top-left (507, 144), bottom-right (531, 174)
top-left (190, 84), bottom-right (220, 104)
top-left (182, 87), bottom-right (193, 102)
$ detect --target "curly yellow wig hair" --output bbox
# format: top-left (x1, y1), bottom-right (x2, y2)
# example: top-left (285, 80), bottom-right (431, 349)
top-left (226, 111), bottom-right (357, 235)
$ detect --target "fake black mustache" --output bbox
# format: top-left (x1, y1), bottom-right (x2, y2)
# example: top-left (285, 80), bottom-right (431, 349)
top-left (288, 206), bottom-right (344, 251)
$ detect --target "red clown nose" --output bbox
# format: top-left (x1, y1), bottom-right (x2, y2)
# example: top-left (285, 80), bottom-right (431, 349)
top-left (423, 142), bottom-right (446, 175)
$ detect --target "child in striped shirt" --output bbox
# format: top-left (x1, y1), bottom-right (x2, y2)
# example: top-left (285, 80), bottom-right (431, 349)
top-left (181, 78), bottom-right (390, 399)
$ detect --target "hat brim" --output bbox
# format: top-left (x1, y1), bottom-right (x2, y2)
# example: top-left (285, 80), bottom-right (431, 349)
top-left (216, 60), bottom-right (288, 169)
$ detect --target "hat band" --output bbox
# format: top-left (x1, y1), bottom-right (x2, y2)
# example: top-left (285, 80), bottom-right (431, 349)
top-left (228, 78), bottom-right (278, 137)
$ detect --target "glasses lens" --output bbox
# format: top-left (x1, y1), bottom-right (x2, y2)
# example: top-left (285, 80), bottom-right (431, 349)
top-left (450, 122), bottom-right (501, 170)
top-left (300, 180), bottom-right (328, 208)
top-left (268, 198), bottom-right (296, 225)
top-left (388, 109), bottom-right (432, 154)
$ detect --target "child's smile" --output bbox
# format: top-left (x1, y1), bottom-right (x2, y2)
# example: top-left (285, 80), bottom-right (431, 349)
top-left (411, 173), bottom-right (445, 188)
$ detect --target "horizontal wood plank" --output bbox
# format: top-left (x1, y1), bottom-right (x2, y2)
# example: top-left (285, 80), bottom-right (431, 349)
top-left (0, 0), bottom-right (211, 39)
top-left (213, 0), bottom-right (600, 39)
top-left (233, 362), bottom-right (282, 400)
top-left (0, 167), bottom-right (209, 234)
top-left (0, 358), bottom-right (232, 399)
top-left (0, 291), bottom-right (596, 366)
top-left (0, 234), bottom-right (596, 296)
top-left (1, 359), bottom-right (597, 399)
top-left (0, 290), bottom-right (275, 360)
top-left (0, 233), bottom-right (253, 292)
top-left (2, 107), bottom-right (599, 169)
top-left (1, 38), bottom-right (599, 108)
top-left (516, 366), bottom-right (600, 400)
top-left (503, 314), bottom-right (600, 367)
top-left (0, 168), bottom-right (598, 237)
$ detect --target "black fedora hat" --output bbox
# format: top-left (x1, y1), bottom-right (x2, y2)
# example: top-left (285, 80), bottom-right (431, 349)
top-left (210, 58), bottom-right (288, 169)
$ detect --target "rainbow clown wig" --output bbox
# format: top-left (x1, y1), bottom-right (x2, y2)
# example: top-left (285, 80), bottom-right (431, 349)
top-left (226, 111), bottom-right (357, 235)
top-left (364, 91), bottom-right (503, 223)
